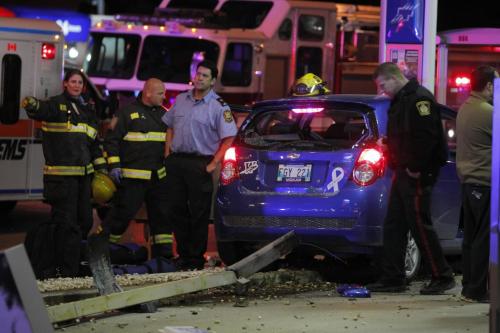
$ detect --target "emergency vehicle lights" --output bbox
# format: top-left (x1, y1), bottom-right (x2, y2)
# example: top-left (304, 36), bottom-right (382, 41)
top-left (41, 43), bottom-right (56, 59)
top-left (221, 147), bottom-right (238, 185)
top-left (352, 147), bottom-right (385, 186)
top-left (454, 76), bottom-right (470, 86)
top-left (291, 107), bottom-right (324, 114)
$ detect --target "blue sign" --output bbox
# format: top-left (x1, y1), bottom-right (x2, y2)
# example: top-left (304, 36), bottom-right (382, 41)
top-left (8, 6), bottom-right (90, 43)
top-left (385, 0), bottom-right (425, 44)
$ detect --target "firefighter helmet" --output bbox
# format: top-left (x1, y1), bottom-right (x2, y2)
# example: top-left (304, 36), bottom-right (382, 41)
top-left (292, 73), bottom-right (330, 96)
top-left (91, 172), bottom-right (116, 205)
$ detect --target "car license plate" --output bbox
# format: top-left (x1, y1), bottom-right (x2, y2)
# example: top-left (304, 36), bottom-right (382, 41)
top-left (277, 164), bottom-right (312, 182)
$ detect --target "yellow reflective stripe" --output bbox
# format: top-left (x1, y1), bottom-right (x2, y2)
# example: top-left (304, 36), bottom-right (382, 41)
top-left (43, 165), bottom-right (86, 176)
top-left (94, 157), bottom-right (106, 166)
top-left (157, 166), bottom-right (166, 179)
top-left (41, 122), bottom-right (97, 139)
top-left (122, 168), bottom-right (151, 180)
top-left (107, 156), bottom-right (120, 164)
top-left (109, 234), bottom-right (122, 243)
top-left (43, 163), bottom-right (94, 176)
top-left (153, 234), bottom-right (173, 244)
top-left (123, 131), bottom-right (166, 142)
top-left (86, 164), bottom-right (94, 174)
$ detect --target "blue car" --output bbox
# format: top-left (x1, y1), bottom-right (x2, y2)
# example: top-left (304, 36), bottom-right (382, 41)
top-left (215, 94), bottom-right (461, 279)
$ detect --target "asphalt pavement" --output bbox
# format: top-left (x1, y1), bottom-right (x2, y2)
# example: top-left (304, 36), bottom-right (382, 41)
top-left (57, 277), bottom-right (488, 333)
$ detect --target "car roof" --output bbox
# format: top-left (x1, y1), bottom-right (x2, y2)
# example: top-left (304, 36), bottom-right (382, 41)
top-left (252, 94), bottom-right (391, 112)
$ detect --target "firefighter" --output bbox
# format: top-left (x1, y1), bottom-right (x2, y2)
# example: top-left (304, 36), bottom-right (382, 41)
top-left (291, 73), bottom-right (330, 96)
top-left (102, 78), bottom-right (173, 259)
top-left (21, 69), bottom-right (106, 236)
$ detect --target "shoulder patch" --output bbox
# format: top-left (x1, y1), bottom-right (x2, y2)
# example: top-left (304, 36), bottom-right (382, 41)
top-left (59, 104), bottom-right (67, 112)
top-left (416, 101), bottom-right (431, 116)
top-left (130, 112), bottom-right (139, 120)
top-left (217, 97), bottom-right (227, 107)
top-left (223, 109), bottom-right (234, 123)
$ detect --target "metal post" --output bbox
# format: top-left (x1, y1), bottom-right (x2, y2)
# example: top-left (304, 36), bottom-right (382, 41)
top-left (378, 0), bottom-right (388, 62)
top-left (490, 78), bottom-right (500, 333)
top-left (421, 0), bottom-right (438, 93)
top-left (96, 0), bottom-right (105, 15)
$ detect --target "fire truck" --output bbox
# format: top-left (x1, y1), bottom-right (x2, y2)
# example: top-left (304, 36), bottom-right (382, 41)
top-left (84, 0), bottom-right (348, 115)
top-left (436, 28), bottom-right (500, 109)
top-left (0, 17), bottom-right (64, 215)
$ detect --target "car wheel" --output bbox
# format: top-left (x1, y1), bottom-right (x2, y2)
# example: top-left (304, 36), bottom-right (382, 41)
top-left (0, 201), bottom-right (17, 216)
top-left (405, 232), bottom-right (422, 280)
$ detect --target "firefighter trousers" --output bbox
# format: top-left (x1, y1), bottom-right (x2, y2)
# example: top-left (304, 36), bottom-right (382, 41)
top-left (381, 169), bottom-right (453, 282)
top-left (105, 176), bottom-right (172, 254)
top-left (461, 183), bottom-right (490, 299)
top-left (43, 174), bottom-right (93, 237)
top-left (164, 153), bottom-right (213, 267)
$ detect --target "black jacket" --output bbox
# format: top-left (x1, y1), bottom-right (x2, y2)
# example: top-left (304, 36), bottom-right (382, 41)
top-left (104, 100), bottom-right (167, 180)
top-left (386, 79), bottom-right (447, 175)
top-left (26, 92), bottom-right (105, 176)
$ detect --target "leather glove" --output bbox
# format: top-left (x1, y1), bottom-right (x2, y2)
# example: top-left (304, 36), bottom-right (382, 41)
top-left (21, 96), bottom-right (39, 112)
top-left (109, 168), bottom-right (122, 184)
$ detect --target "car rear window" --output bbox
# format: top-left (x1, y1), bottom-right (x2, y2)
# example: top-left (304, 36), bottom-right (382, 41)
top-left (240, 107), bottom-right (368, 150)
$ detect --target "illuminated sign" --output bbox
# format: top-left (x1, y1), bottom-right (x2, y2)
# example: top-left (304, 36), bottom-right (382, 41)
top-left (8, 6), bottom-right (90, 42)
top-left (385, 0), bottom-right (425, 44)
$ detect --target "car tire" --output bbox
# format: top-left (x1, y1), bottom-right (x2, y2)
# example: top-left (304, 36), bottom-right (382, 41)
top-left (405, 232), bottom-right (422, 281)
top-left (0, 201), bottom-right (17, 216)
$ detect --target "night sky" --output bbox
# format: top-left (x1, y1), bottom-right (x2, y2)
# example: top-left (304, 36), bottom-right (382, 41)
top-left (1, 0), bottom-right (499, 32)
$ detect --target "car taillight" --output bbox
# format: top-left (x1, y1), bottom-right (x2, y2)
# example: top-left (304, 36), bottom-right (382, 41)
top-left (41, 43), bottom-right (56, 60)
top-left (220, 147), bottom-right (238, 185)
top-left (352, 147), bottom-right (385, 186)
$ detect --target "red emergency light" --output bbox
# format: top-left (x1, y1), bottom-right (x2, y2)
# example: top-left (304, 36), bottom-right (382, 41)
top-left (454, 76), bottom-right (470, 87)
top-left (41, 43), bottom-right (56, 60)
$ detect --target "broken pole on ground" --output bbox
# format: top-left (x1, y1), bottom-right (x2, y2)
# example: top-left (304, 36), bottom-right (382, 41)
top-left (47, 231), bottom-right (299, 323)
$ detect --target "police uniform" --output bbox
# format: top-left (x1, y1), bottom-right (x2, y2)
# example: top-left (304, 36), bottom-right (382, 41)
top-left (382, 79), bottom-right (453, 285)
top-left (162, 89), bottom-right (237, 269)
top-left (25, 92), bottom-right (106, 236)
top-left (104, 99), bottom-right (173, 258)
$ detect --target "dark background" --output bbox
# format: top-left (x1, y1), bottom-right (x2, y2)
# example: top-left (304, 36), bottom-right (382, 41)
top-left (1, 0), bottom-right (499, 32)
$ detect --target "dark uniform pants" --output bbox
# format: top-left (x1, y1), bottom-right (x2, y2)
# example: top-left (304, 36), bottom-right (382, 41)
top-left (461, 183), bottom-right (490, 299)
top-left (381, 169), bottom-right (453, 281)
top-left (43, 174), bottom-right (92, 237)
top-left (105, 176), bottom-right (172, 252)
top-left (165, 154), bottom-right (213, 266)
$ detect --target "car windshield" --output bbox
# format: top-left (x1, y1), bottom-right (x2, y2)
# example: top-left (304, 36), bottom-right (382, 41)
top-left (240, 107), bottom-right (369, 151)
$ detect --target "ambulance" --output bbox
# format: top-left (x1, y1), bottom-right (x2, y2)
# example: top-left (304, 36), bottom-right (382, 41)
top-left (84, 0), bottom-right (375, 119)
top-left (0, 17), bottom-right (64, 215)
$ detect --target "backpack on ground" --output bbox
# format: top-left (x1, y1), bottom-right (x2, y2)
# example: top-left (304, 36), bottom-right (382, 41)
top-left (24, 220), bottom-right (82, 279)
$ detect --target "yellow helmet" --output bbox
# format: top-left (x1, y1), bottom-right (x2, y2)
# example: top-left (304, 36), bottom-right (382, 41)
top-left (91, 172), bottom-right (116, 205)
top-left (292, 73), bottom-right (330, 96)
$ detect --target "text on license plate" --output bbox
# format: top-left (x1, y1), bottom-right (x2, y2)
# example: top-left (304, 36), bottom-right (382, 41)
top-left (277, 164), bottom-right (312, 182)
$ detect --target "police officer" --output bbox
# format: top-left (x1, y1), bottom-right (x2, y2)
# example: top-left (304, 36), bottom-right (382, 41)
top-left (22, 69), bottom-right (106, 236)
top-left (103, 78), bottom-right (173, 259)
top-left (162, 60), bottom-right (237, 270)
top-left (368, 62), bottom-right (455, 294)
